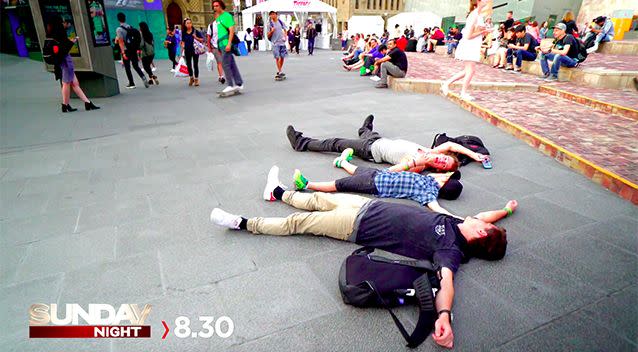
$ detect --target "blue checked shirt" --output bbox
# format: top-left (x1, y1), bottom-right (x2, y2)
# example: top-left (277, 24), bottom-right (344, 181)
top-left (373, 170), bottom-right (440, 206)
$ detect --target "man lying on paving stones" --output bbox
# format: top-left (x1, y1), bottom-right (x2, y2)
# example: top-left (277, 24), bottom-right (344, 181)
top-left (505, 24), bottom-right (538, 73)
top-left (291, 148), bottom-right (464, 216)
top-left (286, 114), bottom-right (488, 173)
top-left (537, 23), bottom-right (580, 82)
top-left (210, 165), bottom-right (516, 349)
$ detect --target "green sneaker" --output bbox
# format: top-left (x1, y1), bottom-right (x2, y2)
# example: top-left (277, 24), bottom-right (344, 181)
top-left (340, 148), bottom-right (354, 162)
top-left (293, 169), bottom-right (308, 190)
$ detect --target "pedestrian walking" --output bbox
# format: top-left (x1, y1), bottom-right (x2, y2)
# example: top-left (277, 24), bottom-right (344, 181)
top-left (139, 22), bottom-right (159, 86)
top-left (164, 27), bottom-right (178, 71)
top-left (245, 28), bottom-right (253, 53)
top-left (181, 17), bottom-right (205, 87)
top-left (116, 12), bottom-right (149, 89)
top-left (46, 15), bottom-right (100, 112)
top-left (268, 11), bottom-right (288, 79)
top-left (212, 0), bottom-right (244, 95)
top-left (306, 23), bottom-right (317, 55)
top-left (441, 0), bottom-right (491, 101)
top-left (293, 26), bottom-right (301, 54)
top-left (206, 15), bottom-right (227, 84)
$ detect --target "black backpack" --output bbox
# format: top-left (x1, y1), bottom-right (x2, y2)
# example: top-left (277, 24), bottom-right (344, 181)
top-left (575, 38), bottom-right (588, 63)
top-left (339, 247), bottom-right (441, 348)
top-left (121, 25), bottom-right (142, 51)
top-left (431, 133), bottom-right (490, 166)
top-left (42, 38), bottom-right (72, 66)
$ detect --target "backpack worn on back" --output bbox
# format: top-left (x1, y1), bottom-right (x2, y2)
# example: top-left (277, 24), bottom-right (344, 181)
top-left (121, 25), bottom-right (142, 51)
top-left (42, 38), bottom-right (64, 65)
top-left (431, 133), bottom-right (490, 166)
top-left (339, 247), bottom-right (441, 348)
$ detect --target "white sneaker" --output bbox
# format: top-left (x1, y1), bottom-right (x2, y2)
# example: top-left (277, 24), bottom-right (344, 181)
top-left (210, 208), bottom-right (242, 230)
top-left (459, 93), bottom-right (475, 101)
top-left (369, 76), bottom-right (381, 82)
top-left (170, 68), bottom-right (176, 73)
top-left (587, 43), bottom-right (598, 54)
top-left (234, 85), bottom-right (244, 91)
top-left (221, 86), bottom-right (235, 94)
top-left (263, 165), bottom-right (284, 201)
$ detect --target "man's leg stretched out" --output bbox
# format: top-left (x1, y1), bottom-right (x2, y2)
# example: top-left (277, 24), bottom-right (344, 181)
top-left (211, 165), bottom-right (371, 239)
top-left (286, 115), bottom-right (380, 161)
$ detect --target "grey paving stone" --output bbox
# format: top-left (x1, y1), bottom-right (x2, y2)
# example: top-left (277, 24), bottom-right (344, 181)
top-left (59, 252), bottom-right (163, 304)
top-left (1, 208), bottom-right (80, 246)
top-left (76, 196), bottom-right (151, 233)
top-left (0, 274), bottom-right (64, 338)
top-left (535, 184), bottom-right (637, 222)
top-left (464, 172), bottom-right (549, 199)
top-left (524, 228), bottom-right (638, 292)
top-left (0, 244), bottom-right (27, 285)
top-left (580, 284), bottom-right (638, 344)
top-left (217, 261), bottom-right (341, 342)
top-left (460, 251), bottom-right (604, 324)
top-left (504, 196), bottom-right (596, 235)
top-left (0, 332), bottom-right (112, 352)
top-left (14, 227), bottom-right (116, 283)
top-left (0, 192), bottom-right (50, 221)
top-left (494, 311), bottom-right (637, 352)
top-left (578, 215), bottom-right (638, 254)
top-left (158, 237), bottom-right (257, 290)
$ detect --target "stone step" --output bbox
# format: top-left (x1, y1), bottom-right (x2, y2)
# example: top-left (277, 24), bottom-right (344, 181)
top-left (448, 91), bottom-right (638, 204)
top-left (538, 85), bottom-right (638, 120)
top-left (598, 40), bottom-right (638, 55)
top-left (519, 59), bottom-right (637, 90)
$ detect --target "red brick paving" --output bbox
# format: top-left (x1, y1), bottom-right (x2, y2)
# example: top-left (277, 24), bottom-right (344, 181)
top-left (471, 90), bottom-right (638, 185)
top-left (548, 83), bottom-right (638, 111)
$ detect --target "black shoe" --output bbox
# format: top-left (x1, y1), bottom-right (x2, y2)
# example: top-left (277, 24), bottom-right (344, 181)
top-left (126, 84), bottom-right (136, 89)
top-left (286, 125), bottom-right (309, 151)
top-left (148, 79), bottom-right (154, 85)
top-left (359, 114), bottom-right (374, 136)
top-left (85, 101), bottom-right (100, 111)
top-left (61, 104), bottom-right (77, 113)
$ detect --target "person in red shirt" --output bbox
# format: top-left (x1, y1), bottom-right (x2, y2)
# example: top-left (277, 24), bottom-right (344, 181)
top-left (427, 26), bottom-right (445, 52)
top-left (396, 35), bottom-right (408, 51)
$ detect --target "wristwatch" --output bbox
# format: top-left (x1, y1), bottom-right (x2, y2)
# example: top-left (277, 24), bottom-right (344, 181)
top-left (438, 309), bottom-right (453, 323)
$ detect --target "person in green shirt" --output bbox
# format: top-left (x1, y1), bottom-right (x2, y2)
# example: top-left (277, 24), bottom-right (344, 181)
top-left (213, 0), bottom-right (244, 95)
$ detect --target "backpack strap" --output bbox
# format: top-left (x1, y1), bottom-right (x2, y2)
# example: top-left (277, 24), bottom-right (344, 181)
top-left (367, 275), bottom-right (437, 348)
top-left (368, 255), bottom-right (439, 273)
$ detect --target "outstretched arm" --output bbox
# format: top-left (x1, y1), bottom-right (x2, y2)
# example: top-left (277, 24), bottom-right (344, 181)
top-left (432, 142), bottom-right (486, 162)
top-left (432, 268), bottom-right (455, 349)
top-left (427, 200), bottom-right (461, 219)
top-left (475, 200), bottom-right (518, 223)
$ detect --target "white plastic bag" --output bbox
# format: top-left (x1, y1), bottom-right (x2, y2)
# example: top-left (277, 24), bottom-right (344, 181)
top-left (206, 52), bottom-right (214, 72)
top-left (174, 56), bottom-right (189, 77)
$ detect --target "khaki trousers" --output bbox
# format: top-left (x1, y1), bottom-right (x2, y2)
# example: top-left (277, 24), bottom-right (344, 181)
top-left (247, 191), bottom-right (371, 240)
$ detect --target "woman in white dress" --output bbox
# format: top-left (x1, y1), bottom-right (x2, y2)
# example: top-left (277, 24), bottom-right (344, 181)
top-left (441, 0), bottom-right (492, 101)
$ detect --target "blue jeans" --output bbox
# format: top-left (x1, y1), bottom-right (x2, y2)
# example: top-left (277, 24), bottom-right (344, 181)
top-left (595, 32), bottom-right (612, 44)
top-left (447, 42), bottom-right (458, 54)
top-left (540, 53), bottom-right (577, 77)
top-left (308, 37), bottom-right (315, 54)
top-left (222, 51), bottom-right (243, 87)
top-left (506, 49), bottom-right (537, 68)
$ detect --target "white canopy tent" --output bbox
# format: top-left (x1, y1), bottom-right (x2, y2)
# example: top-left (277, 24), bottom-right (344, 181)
top-left (241, 0), bottom-right (337, 50)
top-left (387, 12), bottom-right (443, 36)
top-left (347, 16), bottom-right (384, 37)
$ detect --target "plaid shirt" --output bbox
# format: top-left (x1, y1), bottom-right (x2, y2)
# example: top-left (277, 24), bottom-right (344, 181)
top-left (373, 170), bottom-right (439, 205)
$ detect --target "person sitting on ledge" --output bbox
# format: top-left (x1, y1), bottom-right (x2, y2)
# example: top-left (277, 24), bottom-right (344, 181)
top-left (291, 148), bottom-right (464, 216)
top-left (585, 16), bottom-right (614, 54)
top-left (210, 165), bottom-right (517, 349)
top-left (371, 39), bottom-right (408, 88)
top-left (286, 114), bottom-right (488, 173)
top-left (505, 24), bottom-right (538, 74)
top-left (537, 23), bottom-right (580, 82)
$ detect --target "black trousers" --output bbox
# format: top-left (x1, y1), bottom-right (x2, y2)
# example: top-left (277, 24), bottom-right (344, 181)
top-left (168, 49), bottom-right (177, 68)
top-left (123, 52), bottom-right (145, 85)
top-left (184, 51), bottom-right (199, 78)
top-left (292, 124), bottom-right (381, 161)
top-left (246, 41), bottom-right (252, 52)
top-left (141, 55), bottom-right (154, 78)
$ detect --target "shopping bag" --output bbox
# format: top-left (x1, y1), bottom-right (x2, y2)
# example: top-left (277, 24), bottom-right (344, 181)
top-left (206, 52), bottom-right (215, 71)
top-left (174, 56), bottom-right (189, 77)
top-left (194, 39), bottom-right (207, 55)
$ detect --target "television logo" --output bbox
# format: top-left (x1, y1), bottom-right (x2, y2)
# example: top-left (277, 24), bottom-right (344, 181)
top-left (29, 303), bottom-right (152, 338)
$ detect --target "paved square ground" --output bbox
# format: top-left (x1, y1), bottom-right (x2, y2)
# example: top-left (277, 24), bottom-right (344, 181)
top-left (1, 51), bottom-right (636, 352)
